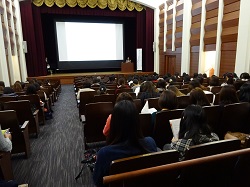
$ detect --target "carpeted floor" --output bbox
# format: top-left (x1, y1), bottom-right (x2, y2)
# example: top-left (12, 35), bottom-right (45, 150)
top-left (11, 85), bottom-right (95, 187)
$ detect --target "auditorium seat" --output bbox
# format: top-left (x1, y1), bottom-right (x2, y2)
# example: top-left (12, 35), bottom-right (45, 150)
top-left (147, 97), bottom-right (160, 111)
top-left (202, 105), bottom-right (222, 135)
top-left (18, 94), bottom-right (45, 125)
top-left (0, 151), bottom-right (14, 181)
top-left (0, 110), bottom-right (30, 158)
top-left (139, 113), bottom-right (153, 137)
top-left (78, 91), bottom-right (95, 121)
top-left (153, 109), bottom-right (184, 149)
top-left (94, 94), bottom-right (116, 105)
top-left (177, 95), bottom-right (191, 109)
top-left (3, 100), bottom-right (39, 138)
top-left (84, 102), bottom-right (113, 150)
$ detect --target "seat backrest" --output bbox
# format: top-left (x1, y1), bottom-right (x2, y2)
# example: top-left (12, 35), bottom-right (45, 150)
top-left (211, 86), bottom-right (222, 94)
top-left (3, 100), bottom-right (33, 124)
top-left (133, 99), bottom-right (142, 113)
top-left (185, 139), bottom-right (241, 160)
top-left (0, 151), bottom-right (14, 181)
top-left (0, 110), bottom-right (20, 134)
top-left (116, 88), bottom-right (133, 95)
top-left (147, 97), bottom-right (160, 111)
top-left (153, 109), bottom-right (184, 149)
top-left (213, 93), bottom-right (220, 105)
top-left (109, 149), bottom-right (179, 175)
top-left (94, 94), bottom-right (116, 105)
top-left (18, 94), bottom-right (40, 109)
top-left (139, 113), bottom-right (153, 137)
top-left (3, 100), bottom-right (38, 135)
top-left (202, 105), bottom-right (222, 136)
top-left (177, 95), bottom-right (190, 109)
top-left (205, 93), bottom-right (214, 104)
top-left (220, 102), bottom-right (250, 135)
top-left (79, 91), bottom-right (95, 116)
top-left (84, 102), bottom-right (113, 149)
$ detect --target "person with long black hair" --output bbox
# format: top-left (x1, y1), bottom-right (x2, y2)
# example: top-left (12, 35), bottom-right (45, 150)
top-left (93, 100), bottom-right (157, 187)
top-left (163, 105), bottom-right (219, 160)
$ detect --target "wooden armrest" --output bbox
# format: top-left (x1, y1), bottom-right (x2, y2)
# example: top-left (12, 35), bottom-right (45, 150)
top-left (33, 109), bottom-right (39, 116)
top-left (20, 121), bottom-right (29, 129)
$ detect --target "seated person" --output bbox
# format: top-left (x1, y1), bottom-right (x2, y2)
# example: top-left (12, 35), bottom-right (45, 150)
top-left (189, 87), bottom-right (211, 107)
top-left (163, 105), bottom-right (219, 160)
top-left (96, 84), bottom-right (108, 95)
top-left (103, 92), bottom-right (133, 137)
top-left (138, 81), bottom-right (160, 106)
top-left (239, 82), bottom-right (250, 102)
top-left (219, 85), bottom-right (239, 107)
top-left (114, 77), bottom-right (129, 95)
top-left (93, 100), bottom-right (157, 187)
top-left (76, 81), bottom-right (95, 100)
top-left (2, 87), bottom-right (17, 97)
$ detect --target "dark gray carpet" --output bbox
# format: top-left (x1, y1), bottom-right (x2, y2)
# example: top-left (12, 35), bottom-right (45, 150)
top-left (11, 85), bottom-right (95, 187)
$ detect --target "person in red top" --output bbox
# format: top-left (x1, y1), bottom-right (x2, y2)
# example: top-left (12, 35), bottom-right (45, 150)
top-left (103, 92), bottom-right (133, 136)
top-left (114, 77), bottom-right (130, 95)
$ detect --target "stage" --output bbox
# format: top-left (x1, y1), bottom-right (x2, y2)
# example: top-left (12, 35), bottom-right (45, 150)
top-left (30, 71), bottom-right (154, 84)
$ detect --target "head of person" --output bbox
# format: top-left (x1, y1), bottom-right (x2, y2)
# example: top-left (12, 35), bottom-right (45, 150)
top-left (140, 81), bottom-right (156, 93)
top-left (188, 79), bottom-right (201, 92)
top-left (99, 85), bottom-right (107, 95)
top-left (190, 87), bottom-right (210, 107)
top-left (158, 90), bottom-right (177, 110)
top-left (107, 100), bottom-right (144, 147)
top-left (209, 75), bottom-right (220, 86)
top-left (239, 82), bottom-right (250, 102)
top-left (219, 85), bottom-right (239, 105)
top-left (116, 92), bottom-right (133, 103)
top-left (168, 85), bottom-right (185, 96)
top-left (118, 77), bottom-right (126, 86)
top-left (133, 79), bottom-right (139, 86)
top-left (12, 81), bottom-right (23, 92)
top-left (0, 81), bottom-right (5, 87)
top-left (26, 84), bottom-right (37, 95)
top-left (82, 81), bottom-right (91, 88)
top-left (179, 105), bottom-right (211, 141)
top-left (92, 77), bottom-right (101, 84)
top-left (156, 79), bottom-right (166, 89)
top-left (3, 87), bottom-right (15, 94)
top-left (240, 72), bottom-right (250, 80)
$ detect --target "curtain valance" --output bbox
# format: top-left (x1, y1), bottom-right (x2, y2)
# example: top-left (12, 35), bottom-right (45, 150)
top-left (32, 0), bottom-right (144, 11)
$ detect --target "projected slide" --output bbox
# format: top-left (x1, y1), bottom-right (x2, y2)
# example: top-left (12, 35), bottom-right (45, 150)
top-left (56, 22), bottom-right (124, 62)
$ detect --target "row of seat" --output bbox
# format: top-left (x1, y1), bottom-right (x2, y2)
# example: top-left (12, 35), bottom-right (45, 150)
top-left (104, 140), bottom-right (250, 187)
top-left (0, 79), bottom-right (61, 181)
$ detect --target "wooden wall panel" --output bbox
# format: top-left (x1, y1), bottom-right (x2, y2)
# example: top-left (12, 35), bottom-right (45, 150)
top-left (204, 0), bottom-right (218, 48)
top-left (220, 0), bottom-right (240, 75)
top-left (190, 0), bottom-right (202, 47)
top-left (158, 3), bottom-right (165, 75)
top-left (219, 50), bottom-right (236, 76)
top-left (166, 8), bottom-right (174, 49)
top-left (176, 53), bottom-right (182, 74)
top-left (190, 52), bottom-right (199, 76)
top-left (175, 0), bottom-right (184, 48)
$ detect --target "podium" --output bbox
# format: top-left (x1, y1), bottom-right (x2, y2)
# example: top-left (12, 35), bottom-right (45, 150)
top-left (121, 62), bottom-right (134, 72)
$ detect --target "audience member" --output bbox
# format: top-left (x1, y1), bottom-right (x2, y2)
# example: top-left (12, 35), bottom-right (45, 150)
top-left (12, 81), bottom-right (23, 92)
top-left (93, 100), bottom-right (157, 186)
top-left (96, 84), bottom-right (107, 95)
top-left (131, 79), bottom-right (140, 93)
top-left (168, 85), bottom-right (185, 96)
top-left (156, 79), bottom-right (166, 93)
top-left (138, 81), bottom-right (160, 106)
top-left (3, 87), bottom-right (17, 97)
top-left (239, 82), bottom-right (250, 102)
top-left (103, 92), bottom-right (133, 137)
top-left (219, 85), bottom-right (239, 106)
top-left (115, 77), bottom-right (129, 95)
top-left (76, 81), bottom-right (95, 100)
top-left (163, 105), bottom-right (219, 160)
top-left (190, 87), bottom-right (211, 107)
top-left (158, 90), bottom-right (178, 111)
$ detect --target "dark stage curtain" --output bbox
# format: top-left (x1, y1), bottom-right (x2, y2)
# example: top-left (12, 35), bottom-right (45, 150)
top-left (19, 4), bottom-right (154, 76)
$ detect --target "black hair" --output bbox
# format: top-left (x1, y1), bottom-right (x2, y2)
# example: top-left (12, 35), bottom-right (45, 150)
top-left (239, 82), bottom-right (250, 102)
top-left (107, 100), bottom-right (149, 153)
top-left (179, 105), bottom-right (211, 143)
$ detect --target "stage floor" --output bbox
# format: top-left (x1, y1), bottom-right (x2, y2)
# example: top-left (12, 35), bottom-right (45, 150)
top-left (30, 71), bottom-right (154, 84)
